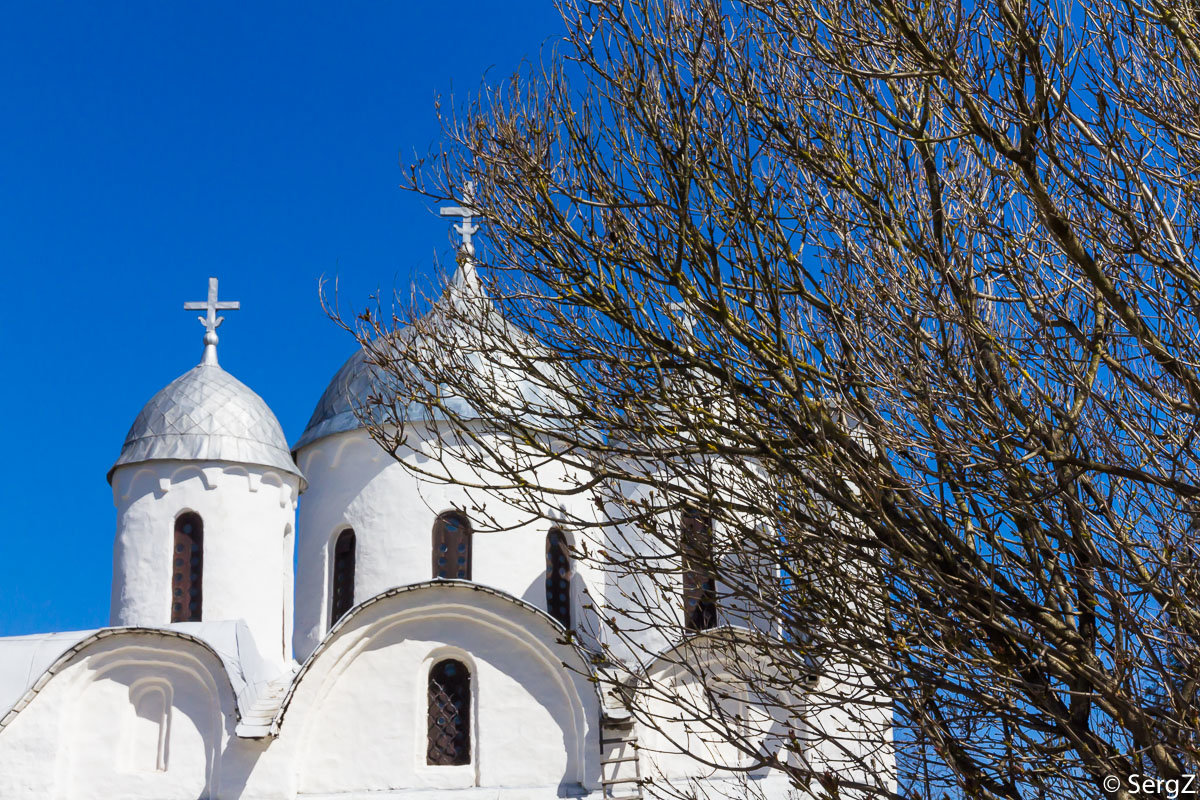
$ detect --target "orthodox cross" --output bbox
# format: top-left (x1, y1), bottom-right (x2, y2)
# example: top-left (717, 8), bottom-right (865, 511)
top-left (440, 181), bottom-right (482, 256)
top-left (185, 277), bottom-right (240, 365)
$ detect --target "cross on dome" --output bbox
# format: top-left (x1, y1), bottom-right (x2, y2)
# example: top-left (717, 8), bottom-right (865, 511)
top-left (184, 277), bottom-right (240, 366)
top-left (439, 181), bottom-right (482, 256)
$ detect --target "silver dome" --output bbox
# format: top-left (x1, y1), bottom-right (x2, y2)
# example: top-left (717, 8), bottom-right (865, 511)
top-left (292, 335), bottom-right (479, 452)
top-left (294, 265), bottom-right (567, 452)
top-left (109, 362), bottom-right (305, 488)
top-left (293, 348), bottom-right (377, 451)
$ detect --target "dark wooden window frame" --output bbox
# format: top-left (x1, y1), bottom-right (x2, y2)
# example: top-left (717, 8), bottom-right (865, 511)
top-left (427, 658), bottom-right (471, 765)
top-left (172, 512), bottom-right (204, 623)
top-left (681, 509), bottom-right (717, 631)
top-left (330, 528), bottom-right (356, 627)
top-left (545, 528), bottom-right (572, 628)
top-left (432, 511), bottom-right (472, 580)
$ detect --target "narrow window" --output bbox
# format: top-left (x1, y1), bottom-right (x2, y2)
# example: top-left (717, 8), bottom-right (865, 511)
top-left (545, 528), bottom-right (572, 627)
top-left (172, 512), bottom-right (203, 622)
top-left (681, 509), bottom-right (717, 631)
top-left (330, 528), bottom-right (356, 626)
top-left (427, 659), bottom-right (471, 765)
top-left (432, 511), bottom-right (472, 580)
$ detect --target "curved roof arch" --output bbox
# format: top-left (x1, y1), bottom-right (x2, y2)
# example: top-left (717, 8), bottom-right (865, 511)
top-left (0, 625), bottom-right (249, 736)
top-left (272, 580), bottom-right (603, 734)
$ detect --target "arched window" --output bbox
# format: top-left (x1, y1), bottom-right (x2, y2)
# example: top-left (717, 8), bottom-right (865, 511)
top-left (172, 512), bottom-right (203, 623)
top-left (432, 511), bottom-right (472, 580)
top-left (427, 659), bottom-right (471, 765)
top-left (330, 528), bottom-right (356, 627)
top-left (545, 528), bottom-right (571, 627)
top-left (681, 509), bottom-right (717, 631)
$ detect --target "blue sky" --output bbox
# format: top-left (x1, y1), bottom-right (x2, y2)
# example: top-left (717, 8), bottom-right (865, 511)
top-left (0, 2), bottom-right (565, 636)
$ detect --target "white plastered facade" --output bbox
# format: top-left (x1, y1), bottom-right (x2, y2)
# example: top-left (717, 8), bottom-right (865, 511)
top-left (111, 461), bottom-right (300, 668)
top-left (292, 425), bottom-right (607, 663)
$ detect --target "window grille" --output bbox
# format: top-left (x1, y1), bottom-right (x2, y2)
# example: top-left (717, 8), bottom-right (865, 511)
top-left (427, 659), bottom-right (471, 765)
top-left (432, 511), bottom-right (472, 580)
top-left (330, 528), bottom-right (356, 626)
top-left (545, 528), bottom-right (571, 627)
top-left (172, 512), bottom-right (203, 622)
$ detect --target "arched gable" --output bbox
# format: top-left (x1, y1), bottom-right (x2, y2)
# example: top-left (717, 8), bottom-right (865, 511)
top-left (274, 581), bottom-right (602, 795)
top-left (0, 629), bottom-right (238, 800)
top-left (0, 628), bottom-right (239, 735)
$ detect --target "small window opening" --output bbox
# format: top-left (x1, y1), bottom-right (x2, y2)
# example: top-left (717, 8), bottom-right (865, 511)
top-left (427, 659), bottom-right (471, 765)
top-left (682, 509), bottom-right (717, 631)
top-left (432, 511), bottom-right (472, 580)
top-left (330, 528), bottom-right (356, 626)
top-left (172, 512), bottom-right (203, 622)
top-left (545, 528), bottom-right (572, 627)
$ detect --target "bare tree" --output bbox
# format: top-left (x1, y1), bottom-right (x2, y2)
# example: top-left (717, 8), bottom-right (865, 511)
top-left (339, 0), bottom-right (1200, 798)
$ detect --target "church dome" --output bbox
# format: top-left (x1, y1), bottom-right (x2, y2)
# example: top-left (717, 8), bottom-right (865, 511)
top-left (294, 348), bottom-right (378, 451)
top-left (292, 332), bottom-right (481, 452)
top-left (109, 362), bottom-right (305, 487)
top-left (294, 263), bottom-right (538, 452)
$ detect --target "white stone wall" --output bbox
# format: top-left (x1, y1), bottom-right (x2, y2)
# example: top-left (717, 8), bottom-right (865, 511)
top-left (633, 651), bottom-right (808, 799)
top-left (110, 461), bottom-right (299, 666)
top-left (0, 413), bottom-right (889, 800)
top-left (599, 469), bottom-right (780, 665)
top-left (799, 646), bottom-right (897, 798)
top-left (292, 428), bottom-right (605, 661)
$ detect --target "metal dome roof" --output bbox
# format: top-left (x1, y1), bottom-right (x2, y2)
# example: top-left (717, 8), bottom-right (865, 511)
top-left (293, 348), bottom-right (379, 451)
top-left (292, 330), bottom-right (480, 452)
top-left (109, 362), bottom-right (305, 488)
top-left (294, 263), bottom-right (569, 452)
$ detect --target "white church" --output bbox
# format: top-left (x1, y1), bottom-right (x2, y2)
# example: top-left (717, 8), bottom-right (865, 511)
top-left (0, 214), bottom-right (892, 799)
